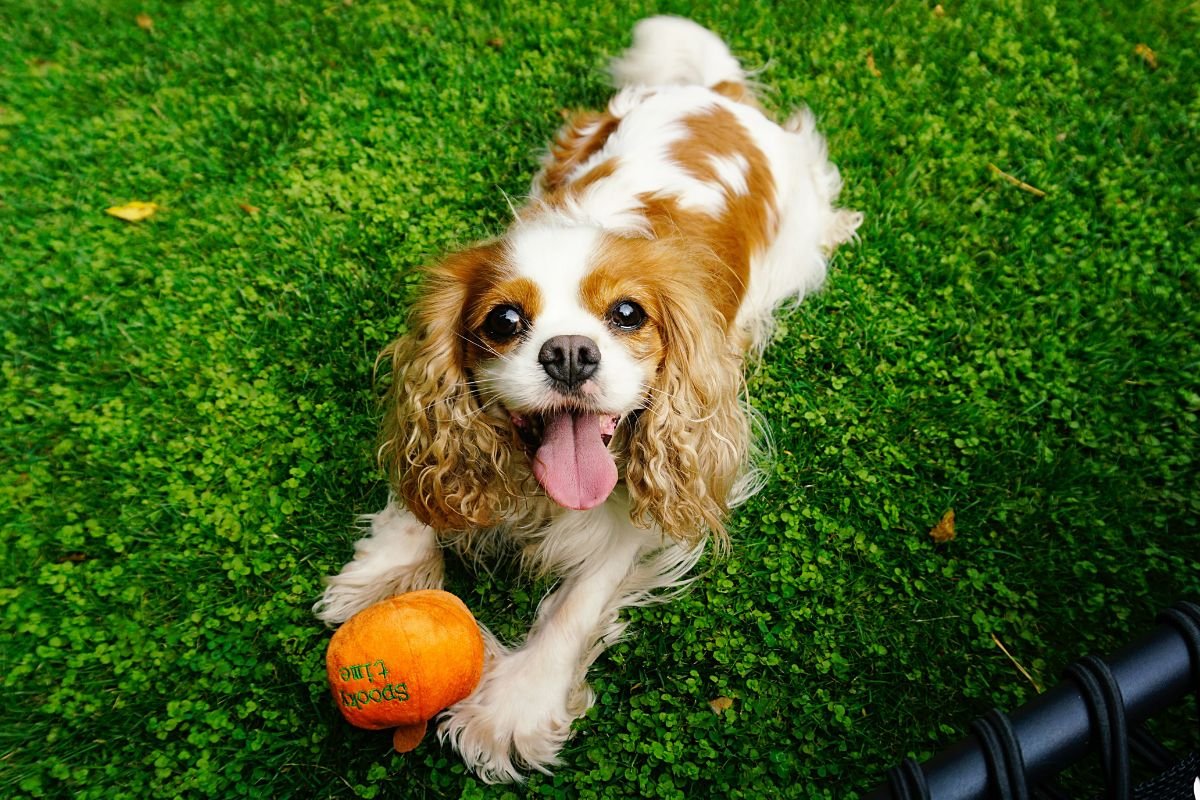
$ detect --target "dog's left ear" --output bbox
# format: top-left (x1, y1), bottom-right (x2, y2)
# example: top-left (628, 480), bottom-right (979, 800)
top-left (625, 277), bottom-right (749, 548)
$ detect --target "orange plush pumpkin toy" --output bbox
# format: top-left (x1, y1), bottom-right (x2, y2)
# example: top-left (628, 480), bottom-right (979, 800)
top-left (325, 590), bottom-right (485, 752)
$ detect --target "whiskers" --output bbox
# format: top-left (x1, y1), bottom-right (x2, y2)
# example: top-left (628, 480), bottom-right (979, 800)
top-left (455, 329), bottom-right (505, 360)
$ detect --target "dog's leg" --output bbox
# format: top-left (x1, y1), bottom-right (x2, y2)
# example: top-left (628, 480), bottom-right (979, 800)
top-left (313, 497), bottom-right (444, 626)
top-left (438, 500), bottom-right (702, 783)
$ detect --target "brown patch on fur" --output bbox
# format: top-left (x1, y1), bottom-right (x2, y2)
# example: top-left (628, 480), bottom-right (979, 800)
top-left (537, 111), bottom-right (621, 195)
top-left (634, 195), bottom-right (742, 327)
top-left (626, 105), bottom-right (777, 327)
top-left (534, 158), bottom-right (621, 213)
top-left (570, 158), bottom-right (619, 193)
top-left (579, 235), bottom-right (673, 365)
top-left (710, 80), bottom-right (760, 109)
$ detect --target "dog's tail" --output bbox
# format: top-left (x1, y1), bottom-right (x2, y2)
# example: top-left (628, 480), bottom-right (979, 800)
top-left (609, 16), bottom-right (748, 92)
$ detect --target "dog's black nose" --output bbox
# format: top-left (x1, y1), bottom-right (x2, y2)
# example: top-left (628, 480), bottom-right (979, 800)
top-left (538, 335), bottom-right (601, 389)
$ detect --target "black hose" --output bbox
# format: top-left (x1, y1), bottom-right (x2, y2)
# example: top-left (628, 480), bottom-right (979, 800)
top-left (868, 600), bottom-right (1200, 800)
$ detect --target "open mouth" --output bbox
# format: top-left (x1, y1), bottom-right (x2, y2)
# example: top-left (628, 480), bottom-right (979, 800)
top-left (510, 412), bottom-right (620, 451)
top-left (510, 410), bottom-right (621, 512)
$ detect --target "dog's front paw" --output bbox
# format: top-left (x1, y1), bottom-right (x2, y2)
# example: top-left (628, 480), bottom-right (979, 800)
top-left (313, 504), bottom-right (444, 626)
top-left (313, 554), bottom-right (444, 625)
top-left (437, 646), bottom-right (588, 783)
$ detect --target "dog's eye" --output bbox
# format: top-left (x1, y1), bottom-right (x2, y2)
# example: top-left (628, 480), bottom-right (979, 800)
top-left (483, 305), bottom-right (526, 340)
top-left (609, 300), bottom-right (646, 331)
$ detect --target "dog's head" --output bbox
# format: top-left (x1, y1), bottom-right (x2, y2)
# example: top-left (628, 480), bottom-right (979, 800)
top-left (379, 220), bottom-right (748, 545)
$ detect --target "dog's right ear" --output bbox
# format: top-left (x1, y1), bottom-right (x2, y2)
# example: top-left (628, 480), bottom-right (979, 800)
top-left (377, 244), bottom-right (514, 531)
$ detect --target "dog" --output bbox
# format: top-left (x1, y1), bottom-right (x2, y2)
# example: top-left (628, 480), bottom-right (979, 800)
top-left (314, 16), bottom-right (861, 783)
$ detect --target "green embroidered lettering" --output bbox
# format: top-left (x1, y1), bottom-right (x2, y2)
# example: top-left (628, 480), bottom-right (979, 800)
top-left (340, 660), bottom-right (392, 684)
top-left (339, 681), bottom-right (411, 708)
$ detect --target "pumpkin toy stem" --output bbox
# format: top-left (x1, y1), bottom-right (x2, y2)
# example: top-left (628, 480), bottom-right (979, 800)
top-left (392, 720), bottom-right (427, 753)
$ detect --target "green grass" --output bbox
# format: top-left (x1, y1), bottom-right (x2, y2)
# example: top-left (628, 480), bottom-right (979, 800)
top-left (2, 0), bottom-right (1198, 797)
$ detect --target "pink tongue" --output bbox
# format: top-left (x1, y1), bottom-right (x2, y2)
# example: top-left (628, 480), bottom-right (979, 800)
top-left (532, 412), bottom-right (618, 511)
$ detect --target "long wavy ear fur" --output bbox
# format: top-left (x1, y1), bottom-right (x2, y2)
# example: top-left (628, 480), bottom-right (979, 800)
top-left (626, 277), bottom-right (749, 550)
top-left (378, 246), bottom-right (513, 531)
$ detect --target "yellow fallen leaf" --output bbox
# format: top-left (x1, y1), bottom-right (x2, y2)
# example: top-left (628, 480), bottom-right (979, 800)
top-left (1134, 43), bottom-right (1158, 70)
top-left (709, 696), bottom-right (734, 714)
top-left (933, 4), bottom-right (945, 16)
top-left (929, 509), bottom-right (956, 543)
top-left (136, 13), bottom-right (154, 31)
top-left (238, 201), bottom-right (261, 215)
top-left (866, 51), bottom-right (882, 78)
top-left (106, 201), bottom-right (160, 222)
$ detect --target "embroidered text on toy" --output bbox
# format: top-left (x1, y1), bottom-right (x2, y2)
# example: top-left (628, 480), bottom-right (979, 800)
top-left (337, 659), bottom-right (411, 710)
top-left (338, 659), bottom-right (388, 683)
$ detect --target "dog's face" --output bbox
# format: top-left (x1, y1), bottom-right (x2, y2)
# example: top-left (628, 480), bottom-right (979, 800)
top-left (380, 219), bottom-right (749, 544)
top-left (469, 225), bottom-right (665, 512)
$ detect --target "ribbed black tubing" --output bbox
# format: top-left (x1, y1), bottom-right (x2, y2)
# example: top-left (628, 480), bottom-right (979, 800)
top-left (868, 604), bottom-right (1198, 800)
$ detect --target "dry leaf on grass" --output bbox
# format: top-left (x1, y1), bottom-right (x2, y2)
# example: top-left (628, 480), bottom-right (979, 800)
top-left (866, 51), bottom-right (882, 78)
top-left (106, 201), bottom-right (160, 222)
top-left (988, 163), bottom-right (1048, 198)
top-left (933, 4), bottom-right (945, 17)
top-left (990, 633), bottom-right (1043, 691)
top-left (136, 13), bottom-right (154, 31)
top-left (1134, 43), bottom-right (1158, 69)
top-left (238, 201), bottom-right (261, 215)
top-left (929, 509), bottom-right (956, 543)
top-left (709, 697), bottom-right (734, 714)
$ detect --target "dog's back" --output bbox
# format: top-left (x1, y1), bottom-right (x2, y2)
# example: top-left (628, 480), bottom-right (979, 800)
top-left (533, 15), bottom-right (861, 352)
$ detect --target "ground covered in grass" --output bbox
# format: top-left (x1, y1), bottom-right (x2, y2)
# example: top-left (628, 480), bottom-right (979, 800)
top-left (2, 1), bottom-right (1198, 797)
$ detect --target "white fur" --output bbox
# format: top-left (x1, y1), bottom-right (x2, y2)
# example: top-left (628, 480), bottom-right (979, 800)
top-left (313, 501), bottom-right (443, 624)
top-left (316, 16), bottom-right (859, 783)
top-left (609, 16), bottom-right (744, 89)
top-left (562, 88), bottom-right (734, 219)
top-left (710, 152), bottom-right (751, 196)
top-left (736, 107), bottom-right (862, 351)
top-left (439, 494), bottom-right (682, 782)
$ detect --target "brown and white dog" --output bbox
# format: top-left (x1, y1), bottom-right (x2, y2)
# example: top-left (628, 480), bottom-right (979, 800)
top-left (315, 16), bottom-right (860, 782)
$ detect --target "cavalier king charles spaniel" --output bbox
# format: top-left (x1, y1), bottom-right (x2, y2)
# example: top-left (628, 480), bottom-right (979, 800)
top-left (315, 16), bottom-right (861, 782)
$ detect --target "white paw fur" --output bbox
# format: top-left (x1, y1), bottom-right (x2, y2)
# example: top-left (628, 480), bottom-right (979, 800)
top-left (313, 500), bottom-right (443, 625)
